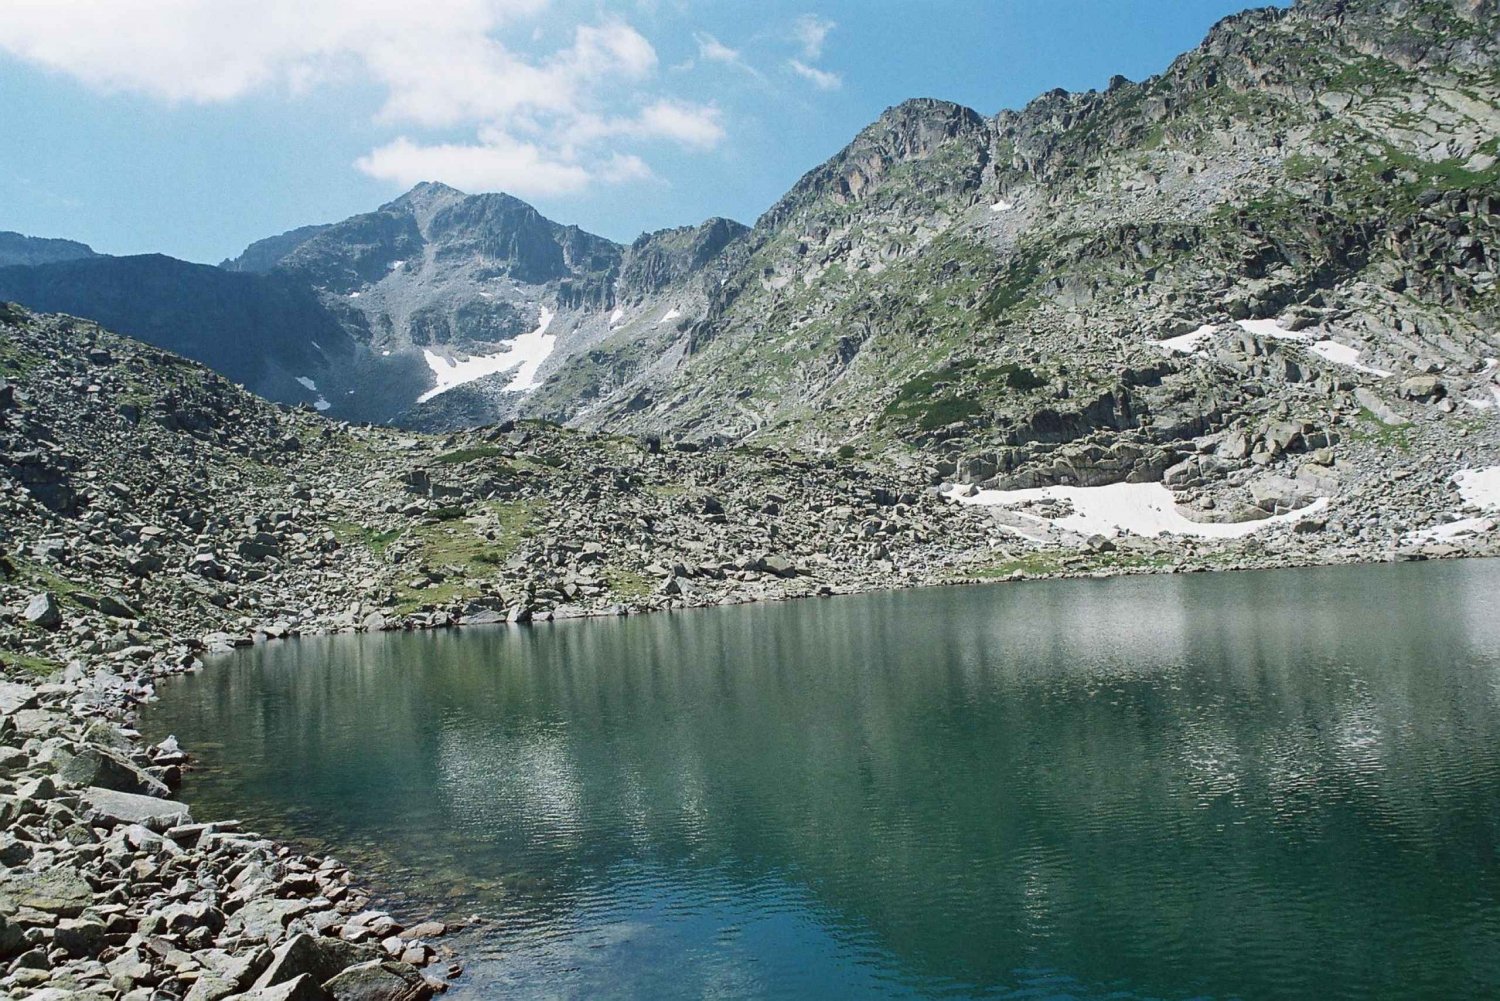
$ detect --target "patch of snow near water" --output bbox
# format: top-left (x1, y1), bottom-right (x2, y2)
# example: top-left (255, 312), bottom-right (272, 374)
top-left (947, 481), bottom-right (1328, 539)
top-left (1455, 466), bottom-right (1500, 510)
top-left (295, 376), bottom-right (318, 392)
top-left (417, 307), bottom-right (556, 403)
top-left (657, 308), bottom-right (682, 326)
top-left (1401, 517), bottom-right (1495, 546)
top-left (313, 397), bottom-right (331, 411)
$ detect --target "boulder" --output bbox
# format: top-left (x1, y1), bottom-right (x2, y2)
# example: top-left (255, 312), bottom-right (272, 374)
top-left (760, 555), bottom-right (797, 577)
top-left (78, 786), bottom-right (191, 832)
top-left (0, 680), bottom-right (38, 714)
top-left (58, 746), bottom-right (172, 797)
top-left (54, 916), bottom-right (108, 957)
top-left (321, 960), bottom-right (433, 1001)
top-left (0, 866), bottom-right (93, 918)
top-left (1396, 375), bottom-right (1445, 402)
top-left (230, 973), bottom-right (329, 1001)
top-left (1249, 476), bottom-right (1315, 515)
top-left (23, 591), bottom-right (62, 629)
top-left (253, 934), bottom-right (379, 991)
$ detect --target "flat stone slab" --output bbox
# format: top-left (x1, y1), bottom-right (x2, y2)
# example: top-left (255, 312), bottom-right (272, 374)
top-left (0, 681), bottom-right (38, 715)
top-left (79, 786), bottom-right (192, 832)
top-left (0, 866), bottom-right (93, 918)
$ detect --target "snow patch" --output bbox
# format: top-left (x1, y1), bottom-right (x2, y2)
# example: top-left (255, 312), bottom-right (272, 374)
top-left (1455, 466), bottom-right (1500, 510)
top-left (313, 397), bottom-right (331, 412)
top-left (416, 307), bottom-right (556, 403)
top-left (1308, 340), bottom-right (1392, 377)
top-left (657, 308), bottom-right (682, 326)
top-left (388, 260), bottom-right (405, 270)
top-left (348, 291), bottom-right (361, 298)
top-left (1155, 324), bottom-right (1218, 355)
top-left (990, 199), bottom-right (1014, 212)
top-left (295, 376), bottom-right (318, 392)
top-left (381, 350), bottom-right (391, 357)
top-left (946, 481), bottom-right (1328, 540)
top-left (1161, 318), bottom-right (1389, 375)
top-left (1401, 517), bottom-right (1495, 547)
top-left (609, 307), bottom-right (625, 326)
top-left (1236, 318), bottom-right (1295, 339)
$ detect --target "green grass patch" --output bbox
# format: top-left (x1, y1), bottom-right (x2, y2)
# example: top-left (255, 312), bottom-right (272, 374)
top-left (1348, 408), bottom-right (1415, 451)
top-left (0, 649), bottom-right (61, 679)
top-left (604, 567), bottom-right (653, 601)
top-left (978, 251), bottom-right (1043, 322)
top-left (435, 446), bottom-right (508, 464)
top-left (394, 500), bottom-right (541, 612)
top-left (330, 521), bottom-right (402, 557)
top-left (0, 336), bottom-right (43, 378)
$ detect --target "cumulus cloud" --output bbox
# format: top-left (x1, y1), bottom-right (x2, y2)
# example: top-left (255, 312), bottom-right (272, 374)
top-left (355, 133), bottom-right (592, 196)
top-left (0, 0), bottom-right (722, 197)
top-left (788, 59), bottom-right (841, 91)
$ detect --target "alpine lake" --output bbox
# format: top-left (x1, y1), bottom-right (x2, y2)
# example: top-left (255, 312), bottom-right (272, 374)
top-left (142, 559), bottom-right (1500, 1000)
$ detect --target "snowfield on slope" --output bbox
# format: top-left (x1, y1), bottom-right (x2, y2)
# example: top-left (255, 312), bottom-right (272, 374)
top-left (1156, 319), bottom-right (1392, 376)
top-left (946, 481), bottom-right (1328, 539)
top-left (417, 307), bottom-right (556, 403)
top-left (1455, 466), bottom-right (1500, 510)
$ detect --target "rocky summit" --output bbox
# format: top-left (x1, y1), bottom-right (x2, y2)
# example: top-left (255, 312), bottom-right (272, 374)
top-left (1, 0), bottom-right (1500, 997)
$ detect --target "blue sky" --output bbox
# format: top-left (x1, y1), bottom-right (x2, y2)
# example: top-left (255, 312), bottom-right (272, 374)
top-left (0, 1), bottom-right (1285, 264)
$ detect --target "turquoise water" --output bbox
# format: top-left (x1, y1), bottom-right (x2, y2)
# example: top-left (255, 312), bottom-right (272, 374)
top-left (144, 560), bottom-right (1500, 1000)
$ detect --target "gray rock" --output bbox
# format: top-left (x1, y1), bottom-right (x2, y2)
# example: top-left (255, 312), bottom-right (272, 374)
top-left (24, 591), bottom-right (63, 629)
top-left (78, 786), bottom-right (192, 831)
top-left (0, 679), bottom-right (39, 713)
top-left (53, 916), bottom-right (108, 957)
top-left (0, 866), bottom-right (93, 918)
top-left (253, 934), bottom-right (379, 992)
top-left (57, 746), bottom-right (172, 797)
top-left (229, 973), bottom-right (329, 1001)
top-left (321, 960), bottom-right (433, 1001)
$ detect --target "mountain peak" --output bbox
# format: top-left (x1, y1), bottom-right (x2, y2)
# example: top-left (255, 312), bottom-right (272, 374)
top-left (384, 181), bottom-right (471, 225)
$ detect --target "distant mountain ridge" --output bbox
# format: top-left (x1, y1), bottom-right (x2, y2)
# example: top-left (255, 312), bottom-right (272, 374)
top-left (0, 231), bottom-right (97, 269)
top-left (0, 0), bottom-right (1495, 475)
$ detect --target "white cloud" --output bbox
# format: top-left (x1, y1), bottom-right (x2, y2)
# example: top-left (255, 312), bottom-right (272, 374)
top-left (693, 31), bottom-right (740, 65)
top-left (788, 59), bottom-right (841, 91)
top-left (690, 29), bottom-right (765, 82)
top-left (354, 134), bottom-right (592, 197)
top-left (562, 100), bottom-right (725, 151)
top-left (791, 14), bottom-right (835, 60)
top-left (0, 0), bottom-right (720, 198)
top-left (635, 100), bottom-right (726, 149)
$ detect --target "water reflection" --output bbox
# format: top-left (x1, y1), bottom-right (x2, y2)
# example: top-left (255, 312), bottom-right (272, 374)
top-left (145, 560), bottom-right (1500, 1000)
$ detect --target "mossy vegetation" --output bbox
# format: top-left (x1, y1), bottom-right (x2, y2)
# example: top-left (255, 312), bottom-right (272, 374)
top-left (882, 358), bottom-right (1046, 431)
top-left (330, 521), bottom-right (402, 557)
top-left (435, 446), bottom-right (507, 464)
top-left (0, 650), bottom-right (61, 679)
top-left (978, 251), bottom-right (1043, 321)
top-left (1348, 408), bottom-right (1416, 450)
top-left (604, 567), bottom-right (653, 601)
top-left (393, 500), bottom-right (541, 612)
